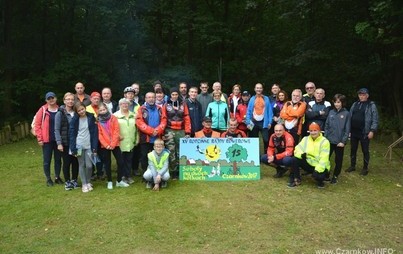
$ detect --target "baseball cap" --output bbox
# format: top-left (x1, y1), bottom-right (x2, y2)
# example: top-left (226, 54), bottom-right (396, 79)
top-left (242, 91), bottom-right (250, 96)
top-left (90, 92), bottom-right (101, 98)
top-left (45, 92), bottom-right (56, 100)
top-left (357, 88), bottom-right (369, 94)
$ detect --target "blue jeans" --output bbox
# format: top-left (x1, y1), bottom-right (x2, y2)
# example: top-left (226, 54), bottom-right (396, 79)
top-left (260, 154), bottom-right (294, 168)
top-left (42, 141), bottom-right (61, 180)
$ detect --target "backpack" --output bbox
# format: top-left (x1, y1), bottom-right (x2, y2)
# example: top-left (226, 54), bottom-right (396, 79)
top-left (31, 107), bottom-right (46, 136)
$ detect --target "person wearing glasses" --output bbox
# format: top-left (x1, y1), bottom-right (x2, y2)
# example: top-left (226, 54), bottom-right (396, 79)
top-left (34, 92), bottom-right (63, 186)
top-left (303, 82), bottom-right (316, 103)
top-left (197, 81), bottom-right (213, 116)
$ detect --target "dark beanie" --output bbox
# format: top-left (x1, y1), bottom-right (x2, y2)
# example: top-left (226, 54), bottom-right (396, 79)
top-left (170, 87), bottom-right (179, 94)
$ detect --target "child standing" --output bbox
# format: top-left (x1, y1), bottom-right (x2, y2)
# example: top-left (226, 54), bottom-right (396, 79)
top-left (69, 102), bottom-right (98, 193)
top-left (324, 94), bottom-right (351, 184)
top-left (98, 103), bottom-right (129, 189)
top-left (143, 139), bottom-right (170, 191)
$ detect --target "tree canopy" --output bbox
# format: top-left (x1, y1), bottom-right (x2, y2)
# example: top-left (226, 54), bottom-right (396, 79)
top-left (1, 0), bottom-right (402, 133)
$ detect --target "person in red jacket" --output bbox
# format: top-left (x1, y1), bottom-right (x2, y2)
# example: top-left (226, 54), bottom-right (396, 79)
top-left (164, 87), bottom-right (191, 178)
top-left (34, 91), bottom-right (62, 186)
top-left (260, 124), bottom-right (295, 178)
top-left (235, 91), bottom-right (251, 134)
top-left (136, 92), bottom-right (167, 173)
top-left (97, 103), bottom-right (128, 189)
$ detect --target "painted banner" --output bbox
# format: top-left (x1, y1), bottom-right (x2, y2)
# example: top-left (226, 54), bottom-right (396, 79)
top-left (179, 138), bottom-right (260, 181)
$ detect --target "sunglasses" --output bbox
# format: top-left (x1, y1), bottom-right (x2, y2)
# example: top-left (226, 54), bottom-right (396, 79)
top-left (306, 87), bottom-right (315, 90)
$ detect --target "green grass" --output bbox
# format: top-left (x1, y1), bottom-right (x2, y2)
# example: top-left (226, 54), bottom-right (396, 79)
top-left (0, 138), bottom-right (402, 254)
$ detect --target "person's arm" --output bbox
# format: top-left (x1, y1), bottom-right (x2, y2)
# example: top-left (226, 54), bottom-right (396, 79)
top-left (54, 111), bottom-right (63, 147)
top-left (157, 152), bottom-right (169, 178)
top-left (276, 134), bottom-right (294, 160)
top-left (369, 102), bottom-right (379, 134)
top-left (110, 116), bottom-right (121, 149)
top-left (315, 139), bottom-right (330, 173)
top-left (69, 116), bottom-right (78, 155)
top-left (135, 107), bottom-right (155, 136)
top-left (156, 106), bottom-right (167, 136)
top-left (34, 107), bottom-right (44, 144)
top-left (341, 111), bottom-right (351, 144)
top-left (183, 104), bottom-right (191, 135)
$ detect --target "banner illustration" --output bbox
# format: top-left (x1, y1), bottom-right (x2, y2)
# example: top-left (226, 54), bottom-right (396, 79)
top-left (179, 138), bottom-right (260, 181)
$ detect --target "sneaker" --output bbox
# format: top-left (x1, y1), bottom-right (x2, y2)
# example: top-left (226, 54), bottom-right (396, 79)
top-left (122, 176), bottom-right (129, 184)
top-left (317, 181), bottom-right (325, 189)
top-left (64, 180), bottom-right (73, 191)
top-left (331, 176), bottom-right (338, 184)
top-left (54, 177), bottom-right (64, 184)
top-left (87, 183), bottom-right (93, 191)
top-left (146, 182), bottom-right (152, 189)
top-left (46, 179), bottom-right (54, 187)
top-left (128, 177), bottom-right (135, 184)
top-left (287, 182), bottom-right (297, 188)
top-left (82, 185), bottom-right (89, 193)
top-left (360, 169), bottom-right (369, 176)
top-left (346, 166), bottom-right (356, 172)
top-left (107, 181), bottom-right (113, 190)
top-left (161, 181), bottom-right (167, 188)
top-left (116, 181), bottom-right (130, 187)
top-left (71, 179), bottom-right (80, 189)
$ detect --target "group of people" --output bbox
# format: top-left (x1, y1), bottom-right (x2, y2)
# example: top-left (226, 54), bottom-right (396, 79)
top-left (33, 80), bottom-right (378, 192)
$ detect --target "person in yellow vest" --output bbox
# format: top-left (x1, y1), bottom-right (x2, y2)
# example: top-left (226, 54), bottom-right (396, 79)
top-left (143, 138), bottom-right (170, 191)
top-left (288, 122), bottom-right (330, 188)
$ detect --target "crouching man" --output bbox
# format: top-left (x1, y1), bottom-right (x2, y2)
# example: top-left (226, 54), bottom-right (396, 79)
top-left (143, 139), bottom-right (170, 191)
top-left (289, 122), bottom-right (330, 188)
top-left (260, 124), bottom-right (294, 178)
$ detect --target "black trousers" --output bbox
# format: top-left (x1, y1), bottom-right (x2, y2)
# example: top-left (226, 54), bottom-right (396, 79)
top-left (61, 145), bottom-right (79, 181)
top-left (350, 135), bottom-right (370, 169)
top-left (100, 147), bottom-right (124, 182)
top-left (249, 121), bottom-right (269, 152)
top-left (290, 157), bottom-right (327, 184)
top-left (140, 143), bottom-right (154, 171)
top-left (329, 144), bottom-right (344, 177)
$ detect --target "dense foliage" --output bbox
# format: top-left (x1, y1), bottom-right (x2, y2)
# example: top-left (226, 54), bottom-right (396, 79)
top-left (1, 0), bottom-right (402, 133)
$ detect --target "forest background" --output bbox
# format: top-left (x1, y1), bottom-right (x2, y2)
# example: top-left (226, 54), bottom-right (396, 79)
top-left (1, 0), bottom-right (402, 135)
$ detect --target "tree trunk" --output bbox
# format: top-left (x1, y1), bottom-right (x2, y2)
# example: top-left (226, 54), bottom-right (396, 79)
top-left (232, 161), bottom-right (237, 175)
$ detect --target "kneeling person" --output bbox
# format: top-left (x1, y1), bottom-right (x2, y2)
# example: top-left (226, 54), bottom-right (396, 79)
top-left (143, 139), bottom-right (170, 191)
top-left (260, 124), bottom-right (294, 178)
top-left (289, 122), bottom-right (330, 188)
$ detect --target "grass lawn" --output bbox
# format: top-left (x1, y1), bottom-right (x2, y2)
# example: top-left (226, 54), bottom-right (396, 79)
top-left (0, 138), bottom-right (401, 254)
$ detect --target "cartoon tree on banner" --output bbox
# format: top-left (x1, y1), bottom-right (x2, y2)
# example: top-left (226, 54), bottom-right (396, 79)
top-left (226, 144), bottom-right (248, 175)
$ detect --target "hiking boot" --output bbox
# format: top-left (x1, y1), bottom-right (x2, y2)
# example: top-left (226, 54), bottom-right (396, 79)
top-left (161, 181), bottom-right (168, 188)
top-left (107, 181), bottom-right (113, 190)
top-left (317, 181), bottom-right (325, 189)
top-left (146, 182), bottom-right (152, 189)
top-left (273, 167), bottom-right (286, 178)
top-left (346, 166), bottom-right (356, 172)
top-left (287, 178), bottom-right (301, 188)
top-left (64, 180), bottom-right (73, 191)
top-left (46, 179), bottom-right (54, 187)
top-left (360, 169), bottom-right (369, 176)
top-left (330, 176), bottom-right (338, 184)
top-left (55, 177), bottom-right (64, 184)
top-left (116, 181), bottom-right (130, 187)
top-left (71, 179), bottom-right (80, 189)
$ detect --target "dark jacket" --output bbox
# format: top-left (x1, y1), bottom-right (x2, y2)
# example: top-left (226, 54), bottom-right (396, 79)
top-left (324, 108), bottom-right (351, 145)
top-left (185, 98), bottom-right (203, 136)
top-left (305, 100), bottom-right (332, 130)
top-left (55, 105), bottom-right (74, 146)
top-left (69, 112), bottom-right (98, 154)
top-left (350, 100), bottom-right (379, 135)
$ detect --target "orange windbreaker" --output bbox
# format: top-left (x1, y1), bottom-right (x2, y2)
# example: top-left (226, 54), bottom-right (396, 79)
top-left (98, 115), bottom-right (120, 149)
top-left (280, 101), bottom-right (306, 135)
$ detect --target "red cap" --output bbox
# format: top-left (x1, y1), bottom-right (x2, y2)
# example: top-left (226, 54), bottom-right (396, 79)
top-left (91, 92), bottom-right (101, 98)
